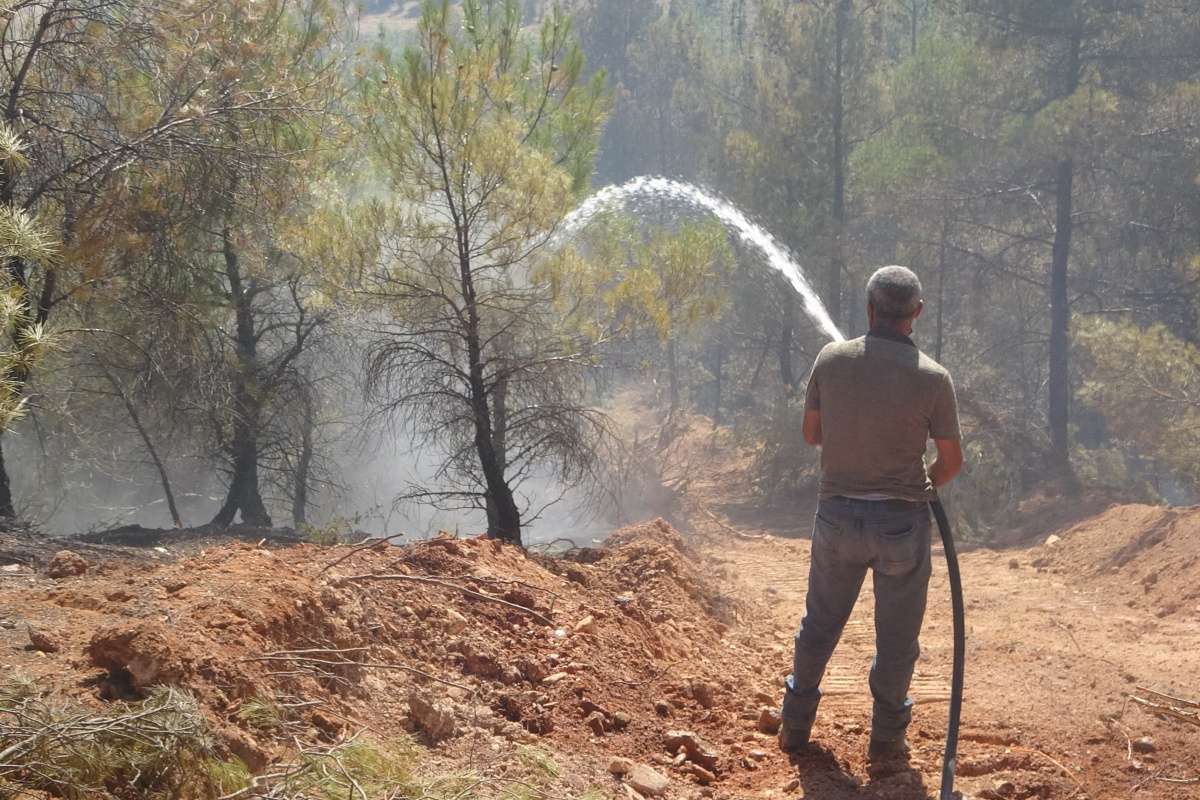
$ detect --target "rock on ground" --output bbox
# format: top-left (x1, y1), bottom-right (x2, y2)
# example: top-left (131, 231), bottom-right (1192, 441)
top-left (408, 689), bottom-right (457, 742)
top-left (87, 623), bottom-right (189, 689)
top-left (27, 626), bottom-right (60, 653)
top-left (665, 730), bottom-right (721, 771)
top-left (46, 550), bottom-right (88, 578)
top-left (626, 763), bottom-right (671, 797)
top-left (757, 707), bottom-right (782, 735)
top-left (608, 757), bottom-right (634, 775)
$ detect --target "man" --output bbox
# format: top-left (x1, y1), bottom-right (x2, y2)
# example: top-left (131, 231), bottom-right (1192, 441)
top-left (780, 265), bottom-right (964, 761)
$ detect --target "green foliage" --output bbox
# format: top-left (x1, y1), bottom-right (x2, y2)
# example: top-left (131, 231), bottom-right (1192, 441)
top-left (943, 436), bottom-right (1025, 541)
top-left (1077, 318), bottom-right (1200, 490)
top-left (203, 759), bottom-right (254, 797)
top-left (300, 518), bottom-right (353, 545)
top-left (270, 738), bottom-right (419, 799)
top-left (0, 673), bottom-right (568, 800)
top-left (0, 121), bottom-right (59, 435)
top-left (513, 744), bottom-right (560, 781)
top-left (853, 34), bottom-right (990, 188)
top-left (235, 695), bottom-right (287, 731)
top-left (0, 681), bottom-right (232, 800)
top-left (346, 0), bottom-right (614, 540)
top-left (359, 0), bottom-right (609, 224)
top-left (749, 398), bottom-right (820, 502)
top-left (570, 216), bottom-right (733, 342)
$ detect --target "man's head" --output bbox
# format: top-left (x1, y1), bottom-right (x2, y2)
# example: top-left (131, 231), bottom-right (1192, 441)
top-left (867, 265), bottom-right (924, 332)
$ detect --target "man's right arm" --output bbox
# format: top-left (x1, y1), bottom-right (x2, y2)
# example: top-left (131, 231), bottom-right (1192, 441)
top-left (802, 354), bottom-right (823, 448)
top-left (803, 409), bottom-right (822, 446)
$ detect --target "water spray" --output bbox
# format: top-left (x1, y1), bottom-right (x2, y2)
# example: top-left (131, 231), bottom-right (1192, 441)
top-left (559, 176), bottom-right (845, 343)
top-left (565, 176), bottom-right (964, 797)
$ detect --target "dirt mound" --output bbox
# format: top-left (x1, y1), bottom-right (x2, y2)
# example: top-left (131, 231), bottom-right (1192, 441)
top-left (596, 518), bottom-right (739, 624)
top-left (1031, 503), bottom-right (1200, 618)
top-left (0, 522), bottom-right (779, 791)
top-left (987, 489), bottom-right (1138, 546)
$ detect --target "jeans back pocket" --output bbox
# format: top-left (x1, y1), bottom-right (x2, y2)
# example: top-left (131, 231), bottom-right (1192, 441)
top-left (873, 517), bottom-right (928, 575)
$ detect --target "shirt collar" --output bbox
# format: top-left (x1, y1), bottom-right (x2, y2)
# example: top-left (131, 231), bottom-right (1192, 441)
top-left (867, 326), bottom-right (916, 348)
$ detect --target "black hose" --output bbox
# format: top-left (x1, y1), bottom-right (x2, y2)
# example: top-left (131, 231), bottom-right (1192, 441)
top-left (930, 499), bottom-right (965, 800)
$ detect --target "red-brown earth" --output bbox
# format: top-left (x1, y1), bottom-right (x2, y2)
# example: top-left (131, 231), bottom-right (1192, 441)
top-left (1, 419), bottom-right (1197, 800)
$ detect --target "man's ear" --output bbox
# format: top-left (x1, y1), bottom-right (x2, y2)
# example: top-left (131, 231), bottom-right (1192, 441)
top-left (912, 300), bottom-right (925, 320)
top-left (867, 301), bottom-right (876, 326)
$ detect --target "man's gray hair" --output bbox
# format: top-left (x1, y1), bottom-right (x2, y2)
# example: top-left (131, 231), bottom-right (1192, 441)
top-left (867, 265), bottom-right (923, 322)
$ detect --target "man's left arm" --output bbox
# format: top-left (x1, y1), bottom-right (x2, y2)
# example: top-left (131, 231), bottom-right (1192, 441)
top-left (929, 373), bottom-right (964, 486)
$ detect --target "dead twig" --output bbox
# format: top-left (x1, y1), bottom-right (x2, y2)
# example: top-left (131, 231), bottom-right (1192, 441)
top-left (527, 537), bottom-right (581, 554)
top-left (320, 533), bottom-right (407, 574)
top-left (339, 573), bottom-right (555, 626)
top-left (1050, 618), bottom-right (1123, 669)
top-left (1102, 715), bottom-right (1133, 761)
top-left (612, 659), bottom-right (679, 688)
top-left (242, 652), bottom-right (474, 692)
top-left (467, 574), bottom-right (563, 604)
top-left (1127, 693), bottom-right (1200, 727)
top-left (699, 506), bottom-right (767, 540)
top-left (262, 647), bottom-right (369, 657)
top-left (1134, 686), bottom-right (1199, 708)
top-left (1010, 747), bottom-right (1086, 798)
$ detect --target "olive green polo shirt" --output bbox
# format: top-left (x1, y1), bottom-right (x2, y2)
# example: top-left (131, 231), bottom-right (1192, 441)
top-left (804, 328), bottom-right (960, 502)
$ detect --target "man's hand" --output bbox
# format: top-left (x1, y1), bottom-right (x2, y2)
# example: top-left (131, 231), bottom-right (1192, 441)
top-left (803, 409), bottom-right (822, 446)
top-left (929, 438), bottom-right (964, 487)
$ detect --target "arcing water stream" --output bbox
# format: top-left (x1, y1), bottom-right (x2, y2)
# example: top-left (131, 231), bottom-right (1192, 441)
top-left (560, 176), bottom-right (846, 342)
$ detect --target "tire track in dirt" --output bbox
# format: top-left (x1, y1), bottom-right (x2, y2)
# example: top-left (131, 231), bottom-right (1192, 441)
top-left (692, 510), bottom-right (1200, 800)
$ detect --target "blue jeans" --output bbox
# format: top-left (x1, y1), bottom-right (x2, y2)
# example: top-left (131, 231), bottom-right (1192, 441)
top-left (781, 496), bottom-right (932, 743)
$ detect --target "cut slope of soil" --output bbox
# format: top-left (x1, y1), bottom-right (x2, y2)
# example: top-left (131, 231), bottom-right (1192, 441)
top-left (1031, 503), bottom-right (1200, 619)
top-left (0, 519), bottom-right (785, 796)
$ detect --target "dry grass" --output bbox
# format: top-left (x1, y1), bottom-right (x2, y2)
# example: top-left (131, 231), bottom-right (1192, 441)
top-left (0, 677), bottom-right (599, 800)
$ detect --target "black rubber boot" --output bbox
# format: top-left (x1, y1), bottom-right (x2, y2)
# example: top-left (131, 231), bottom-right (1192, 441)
top-left (868, 736), bottom-right (911, 761)
top-left (779, 724), bottom-right (811, 754)
top-left (779, 675), bottom-right (815, 754)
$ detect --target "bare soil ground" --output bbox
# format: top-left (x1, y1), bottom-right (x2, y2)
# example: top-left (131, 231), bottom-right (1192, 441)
top-left (1, 427), bottom-right (1197, 799)
top-left (690, 506), bottom-right (1200, 800)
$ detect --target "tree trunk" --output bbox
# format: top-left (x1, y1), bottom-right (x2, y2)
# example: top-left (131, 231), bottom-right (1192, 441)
top-left (667, 336), bottom-right (680, 415)
top-left (291, 389), bottom-right (314, 528)
top-left (1047, 20), bottom-right (1082, 487)
top-left (485, 371), bottom-right (510, 536)
top-left (935, 214), bottom-right (948, 362)
top-left (778, 293), bottom-right (798, 393)
top-left (909, 0), bottom-right (919, 56)
top-left (750, 329), bottom-right (771, 390)
top-left (713, 339), bottom-right (724, 425)
top-left (212, 425), bottom-right (271, 527)
top-left (211, 227), bottom-right (272, 528)
top-left (475, 397), bottom-right (519, 544)
top-left (828, 0), bottom-right (850, 329)
top-left (0, 438), bottom-right (13, 520)
top-left (1048, 156), bottom-right (1074, 483)
top-left (456, 252), bottom-right (520, 544)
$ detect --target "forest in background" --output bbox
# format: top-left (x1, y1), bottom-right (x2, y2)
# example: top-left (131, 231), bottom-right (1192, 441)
top-left (1, 0), bottom-right (1198, 543)
top-left (574, 0), bottom-right (1200, 536)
